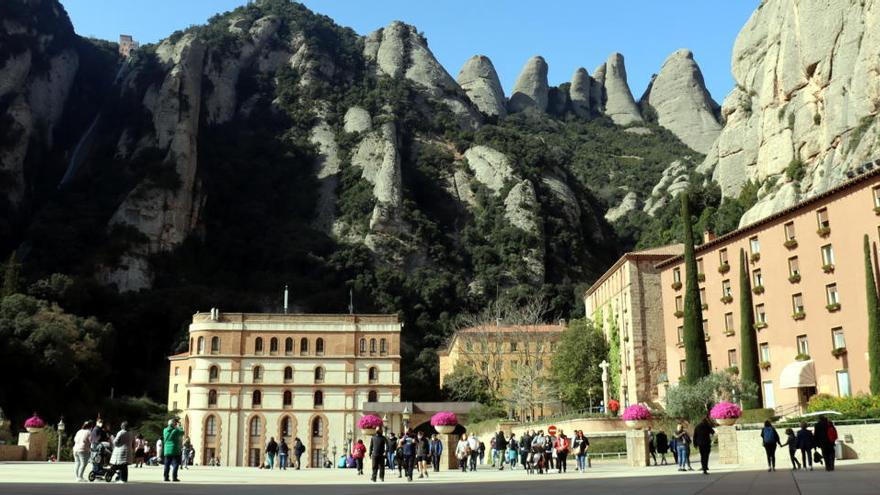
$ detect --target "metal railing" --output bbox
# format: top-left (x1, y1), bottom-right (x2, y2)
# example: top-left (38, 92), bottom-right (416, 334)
top-left (737, 417), bottom-right (880, 430)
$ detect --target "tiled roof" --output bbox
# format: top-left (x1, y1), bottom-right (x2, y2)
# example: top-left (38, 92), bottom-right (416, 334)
top-left (584, 243), bottom-right (684, 298)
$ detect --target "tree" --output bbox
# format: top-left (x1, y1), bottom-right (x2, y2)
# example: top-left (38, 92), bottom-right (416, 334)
top-left (738, 248), bottom-right (762, 408)
top-left (865, 235), bottom-right (880, 394)
top-left (550, 318), bottom-right (607, 408)
top-left (680, 193), bottom-right (709, 383)
top-left (441, 365), bottom-right (493, 403)
top-left (665, 371), bottom-right (758, 422)
top-left (1, 251), bottom-right (21, 298)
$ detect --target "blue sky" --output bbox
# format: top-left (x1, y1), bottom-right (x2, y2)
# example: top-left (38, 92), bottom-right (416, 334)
top-left (63, 0), bottom-right (758, 101)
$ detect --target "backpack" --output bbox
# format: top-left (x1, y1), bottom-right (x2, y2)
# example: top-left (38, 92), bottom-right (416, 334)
top-left (827, 425), bottom-right (838, 443)
top-left (762, 427), bottom-right (775, 445)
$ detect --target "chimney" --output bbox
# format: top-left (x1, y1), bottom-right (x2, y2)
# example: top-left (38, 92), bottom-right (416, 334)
top-left (703, 230), bottom-right (716, 243)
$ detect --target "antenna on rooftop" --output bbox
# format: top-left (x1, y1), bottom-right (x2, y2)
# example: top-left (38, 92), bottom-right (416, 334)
top-left (283, 285), bottom-right (289, 314)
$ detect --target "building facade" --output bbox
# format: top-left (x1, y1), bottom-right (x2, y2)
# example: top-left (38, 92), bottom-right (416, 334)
top-left (118, 35), bottom-right (139, 58)
top-left (438, 323), bottom-right (564, 420)
top-left (584, 245), bottom-right (683, 407)
top-left (659, 167), bottom-right (880, 414)
top-left (167, 311), bottom-right (401, 467)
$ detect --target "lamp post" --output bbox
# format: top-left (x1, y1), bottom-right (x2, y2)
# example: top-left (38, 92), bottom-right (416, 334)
top-left (56, 417), bottom-right (65, 462)
top-left (346, 428), bottom-right (352, 456)
top-left (402, 406), bottom-right (411, 433)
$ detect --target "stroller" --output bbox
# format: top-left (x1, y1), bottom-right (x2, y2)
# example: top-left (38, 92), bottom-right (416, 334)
top-left (88, 443), bottom-right (114, 482)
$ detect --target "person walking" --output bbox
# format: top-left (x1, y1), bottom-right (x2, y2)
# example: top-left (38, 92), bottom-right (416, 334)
top-left (478, 439), bottom-right (486, 466)
top-left (655, 430), bottom-right (669, 465)
top-left (279, 439), bottom-right (289, 470)
top-left (73, 421), bottom-right (92, 481)
top-left (293, 438), bottom-right (305, 469)
top-left (826, 420), bottom-right (839, 471)
top-left (544, 431), bottom-right (555, 471)
top-left (429, 434), bottom-right (443, 473)
top-left (506, 435), bottom-right (518, 470)
top-left (519, 430), bottom-right (533, 472)
top-left (415, 431), bottom-right (430, 478)
top-left (674, 424), bottom-right (690, 472)
top-left (760, 420), bottom-right (782, 472)
top-left (386, 432), bottom-right (398, 471)
top-left (109, 422), bottom-right (134, 483)
top-left (494, 431), bottom-right (508, 470)
top-left (489, 436), bottom-right (497, 468)
top-left (265, 437), bottom-right (278, 470)
top-left (400, 431), bottom-right (416, 481)
top-left (554, 431), bottom-right (570, 473)
top-left (133, 434), bottom-right (146, 468)
top-left (693, 417), bottom-right (714, 475)
top-left (369, 428), bottom-right (386, 482)
top-left (781, 428), bottom-right (801, 470)
top-left (162, 418), bottom-right (184, 482)
top-left (573, 430), bottom-right (589, 473)
top-left (467, 434), bottom-right (480, 472)
top-left (352, 439), bottom-right (367, 475)
top-left (669, 432), bottom-right (678, 466)
top-left (647, 427), bottom-right (658, 466)
top-left (795, 422), bottom-right (814, 471)
top-left (531, 430), bottom-right (547, 474)
top-left (813, 415), bottom-right (836, 471)
top-left (455, 434), bottom-right (469, 473)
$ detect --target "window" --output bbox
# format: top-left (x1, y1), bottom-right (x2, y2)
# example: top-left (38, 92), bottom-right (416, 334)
top-left (285, 337), bottom-right (293, 354)
top-left (755, 304), bottom-right (766, 324)
top-left (369, 338), bottom-right (377, 355)
top-left (752, 269), bottom-right (763, 287)
top-left (300, 338), bottom-right (309, 356)
top-left (719, 249), bottom-right (728, 265)
top-left (173, 401), bottom-right (178, 411)
top-left (759, 343), bottom-right (770, 362)
top-left (750, 236), bottom-right (760, 254)
top-left (188, 368), bottom-right (192, 383)
top-left (874, 186), bottom-right (880, 208)
top-left (313, 391), bottom-right (323, 407)
top-left (314, 367), bottom-right (325, 384)
top-left (796, 335), bottom-right (810, 356)
top-left (209, 366), bottom-right (219, 382)
top-left (197, 337), bottom-right (205, 355)
top-left (673, 267), bottom-right (681, 284)
top-left (359, 338), bottom-right (366, 355)
top-left (728, 349), bottom-right (737, 367)
top-left (696, 258), bottom-right (705, 275)
top-left (254, 337), bottom-right (263, 354)
top-left (368, 390), bottom-right (378, 403)
top-left (249, 416), bottom-right (261, 437)
top-left (817, 208), bottom-right (830, 229)
top-left (675, 296), bottom-right (683, 312)
top-left (510, 341), bottom-right (518, 352)
top-left (368, 367), bottom-right (378, 383)
top-left (699, 288), bottom-right (706, 305)
top-left (312, 417), bottom-right (323, 437)
top-left (380, 338), bottom-right (388, 355)
top-left (210, 336), bottom-right (220, 354)
top-left (826, 284), bottom-right (839, 305)
top-left (832, 327), bottom-right (845, 349)
top-left (792, 293), bottom-right (804, 313)
top-left (281, 416), bottom-right (291, 437)
top-left (784, 221), bottom-right (796, 241)
top-left (837, 371), bottom-right (852, 397)
top-left (283, 366), bottom-right (293, 382)
top-left (253, 366), bottom-right (263, 383)
top-left (679, 360), bottom-right (687, 378)
top-left (724, 313), bottom-right (734, 332)
top-left (676, 326), bottom-right (683, 344)
top-left (316, 338), bottom-right (325, 356)
top-left (270, 337), bottom-right (278, 354)
top-left (702, 319), bottom-right (709, 334)
top-left (252, 390), bottom-right (262, 407)
top-left (788, 257), bottom-right (800, 276)
top-left (821, 244), bottom-right (835, 265)
top-left (722, 280), bottom-right (732, 297)
top-left (173, 384), bottom-right (178, 393)
top-left (174, 367), bottom-right (180, 376)
top-left (206, 415), bottom-right (217, 436)
top-left (283, 390), bottom-right (292, 407)
top-left (763, 381), bottom-right (776, 408)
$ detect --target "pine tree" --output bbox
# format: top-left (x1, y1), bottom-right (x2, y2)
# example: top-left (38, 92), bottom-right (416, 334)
top-left (681, 193), bottom-right (709, 384)
top-left (1, 251), bottom-right (21, 298)
top-left (864, 235), bottom-right (880, 394)
top-left (738, 248), bottom-right (762, 408)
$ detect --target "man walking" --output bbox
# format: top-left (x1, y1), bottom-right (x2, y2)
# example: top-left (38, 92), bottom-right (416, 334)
top-left (429, 434), bottom-right (443, 472)
top-left (279, 439), bottom-right (289, 470)
top-left (401, 431), bottom-right (416, 481)
top-left (814, 416), bottom-right (836, 471)
top-left (386, 432), bottom-right (398, 470)
top-left (494, 431), bottom-right (508, 470)
top-left (162, 418), bottom-right (184, 482)
top-left (467, 434), bottom-right (480, 472)
top-left (415, 431), bottom-right (430, 479)
top-left (369, 428), bottom-right (386, 482)
top-left (265, 437), bottom-right (278, 470)
top-left (692, 417), bottom-right (714, 475)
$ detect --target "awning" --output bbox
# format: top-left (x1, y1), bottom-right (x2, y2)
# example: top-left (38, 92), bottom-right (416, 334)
top-left (780, 360), bottom-right (817, 389)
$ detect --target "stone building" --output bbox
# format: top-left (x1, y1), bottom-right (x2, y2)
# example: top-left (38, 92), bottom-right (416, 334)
top-left (167, 310), bottom-right (401, 467)
top-left (584, 244), bottom-right (683, 407)
top-left (658, 165), bottom-right (880, 415)
top-left (118, 35), bottom-right (139, 58)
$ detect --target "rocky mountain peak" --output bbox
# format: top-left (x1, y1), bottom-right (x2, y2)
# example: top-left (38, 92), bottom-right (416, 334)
top-left (569, 67), bottom-right (592, 118)
top-left (600, 52), bottom-right (642, 126)
top-left (508, 55), bottom-right (549, 113)
top-left (457, 55), bottom-right (506, 118)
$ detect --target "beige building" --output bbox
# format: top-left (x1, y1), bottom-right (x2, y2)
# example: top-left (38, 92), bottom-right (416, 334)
top-left (438, 323), bottom-right (564, 420)
top-left (118, 35), bottom-right (139, 58)
top-left (584, 245), bottom-right (683, 407)
top-left (167, 310), bottom-right (401, 467)
top-left (659, 166), bottom-right (880, 414)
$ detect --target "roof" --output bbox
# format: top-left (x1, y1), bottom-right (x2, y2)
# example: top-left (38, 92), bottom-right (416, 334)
top-left (656, 165), bottom-right (880, 269)
top-left (584, 243), bottom-right (684, 298)
top-left (438, 323), bottom-right (565, 352)
top-left (168, 352), bottom-right (190, 361)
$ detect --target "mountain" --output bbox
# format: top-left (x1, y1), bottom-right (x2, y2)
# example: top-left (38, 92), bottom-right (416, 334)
top-left (0, 0), bottom-right (719, 402)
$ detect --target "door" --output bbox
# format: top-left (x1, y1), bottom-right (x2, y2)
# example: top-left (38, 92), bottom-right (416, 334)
top-left (762, 381), bottom-right (775, 409)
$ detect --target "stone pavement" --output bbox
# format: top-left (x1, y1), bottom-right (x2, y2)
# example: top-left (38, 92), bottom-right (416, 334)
top-left (0, 459), bottom-right (878, 494)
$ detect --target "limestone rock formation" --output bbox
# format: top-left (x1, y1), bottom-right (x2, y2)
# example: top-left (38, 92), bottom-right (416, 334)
top-left (700, 0), bottom-right (880, 223)
top-left (569, 68), bottom-right (593, 118)
top-left (504, 179), bottom-right (544, 283)
top-left (463, 145), bottom-right (514, 194)
top-left (310, 120), bottom-right (341, 233)
top-left (344, 106), bottom-right (372, 134)
top-left (457, 55), bottom-right (506, 118)
top-left (591, 63), bottom-right (607, 112)
top-left (640, 49), bottom-right (721, 154)
top-left (600, 53), bottom-right (642, 126)
top-left (541, 173), bottom-right (582, 224)
top-left (605, 191), bottom-right (639, 222)
top-left (643, 160), bottom-right (690, 216)
top-left (509, 56), bottom-right (549, 113)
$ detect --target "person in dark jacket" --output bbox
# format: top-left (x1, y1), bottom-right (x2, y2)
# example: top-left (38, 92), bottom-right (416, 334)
top-left (369, 429), bottom-right (386, 482)
top-left (760, 420), bottom-right (782, 471)
top-left (647, 427), bottom-right (658, 466)
top-left (573, 430), bottom-right (590, 472)
top-left (692, 418), bottom-right (714, 474)
top-left (429, 434), bottom-right (443, 472)
top-left (279, 439), bottom-right (289, 470)
top-left (293, 438), bottom-right (305, 470)
top-left (813, 416), bottom-right (835, 471)
top-left (494, 431), bottom-right (508, 470)
top-left (265, 437), bottom-right (278, 470)
top-left (415, 431), bottom-right (430, 479)
top-left (655, 431), bottom-right (669, 465)
top-left (385, 433), bottom-right (398, 470)
top-left (781, 428), bottom-right (801, 470)
top-left (519, 431), bottom-right (533, 471)
top-left (400, 432), bottom-right (416, 481)
top-left (795, 422), bottom-right (814, 471)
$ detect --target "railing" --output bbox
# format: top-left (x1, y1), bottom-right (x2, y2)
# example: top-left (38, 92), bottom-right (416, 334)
top-left (737, 417), bottom-right (880, 430)
top-left (587, 452), bottom-right (627, 460)
top-left (773, 403), bottom-right (802, 418)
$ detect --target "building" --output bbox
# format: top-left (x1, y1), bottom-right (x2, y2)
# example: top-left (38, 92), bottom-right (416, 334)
top-left (118, 35), bottom-right (139, 58)
top-left (167, 310), bottom-right (401, 467)
top-left (658, 166), bottom-right (880, 414)
top-left (438, 323), bottom-right (564, 420)
top-left (584, 244), bottom-right (683, 407)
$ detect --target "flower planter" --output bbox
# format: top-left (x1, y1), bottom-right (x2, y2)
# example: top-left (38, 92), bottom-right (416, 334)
top-left (875, 206), bottom-right (880, 216)
top-left (674, 310), bottom-right (684, 318)
top-left (826, 303), bottom-right (841, 312)
top-left (788, 274), bottom-right (801, 283)
top-left (435, 425), bottom-right (456, 434)
top-left (720, 295), bottom-right (733, 304)
top-left (784, 239), bottom-right (798, 249)
top-left (754, 322), bottom-right (768, 331)
top-left (430, 412), bottom-right (459, 434)
top-left (750, 253), bottom-right (761, 263)
top-left (817, 227), bottom-right (831, 237)
top-left (356, 414), bottom-right (383, 435)
top-left (718, 263), bottom-right (730, 274)
top-left (671, 282), bottom-right (682, 290)
top-left (710, 402), bottom-right (742, 427)
top-left (792, 312), bottom-right (806, 321)
top-left (361, 427), bottom-right (377, 436)
top-left (822, 264), bottom-right (835, 273)
top-left (752, 285), bottom-right (765, 295)
top-left (759, 361), bottom-right (771, 370)
top-left (697, 273), bottom-right (706, 282)
top-left (625, 420), bottom-right (647, 429)
top-left (25, 427), bottom-right (42, 434)
top-left (701, 303), bottom-right (709, 310)
top-left (831, 347), bottom-right (847, 359)
top-left (716, 418), bottom-right (737, 426)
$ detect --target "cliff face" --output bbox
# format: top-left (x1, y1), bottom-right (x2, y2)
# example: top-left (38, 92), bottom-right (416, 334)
top-left (700, 0), bottom-right (880, 225)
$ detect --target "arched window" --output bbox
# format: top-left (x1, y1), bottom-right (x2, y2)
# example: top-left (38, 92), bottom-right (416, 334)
top-left (252, 390), bottom-right (262, 407)
top-left (368, 390), bottom-right (378, 402)
top-left (311, 417), bottom-right (323, 437)
top-left (300, 338), bottom-right (309, 356)
top-left (186, 391), bottom-right (191, 408)
top-left (253, 366), bottom-right (263, 383)
top-left (187, 367), bottom-right (192, 383)
top-left (189, 338), bottom-right (193, 354)
top-left (368, 366), bottom-right (378, 383)
top-left (281, 416), bottom-right (292, 437)
top-left (283, 390), bottom-right (292, 407)
top-left (197, 337), bottom-right (205, 355)
top-left (205, 415), bottom-right (217, 437)
top-left (283, 366), bottom-right (293, 382)
top-left (359, 338), bottom-right (366, 355)
top-left (208, 389), bottom-right (217, 406)
top-left (314, 367), bottom-right (324, 383)
top-left (313, 391), bottom-right (323, 407)
top-left (209, 365), bottom-right (219, 382)
top-left (285, 338), bottom-right (293, 355)
top-left (369, 338), bottom-right (377, 355)
top-left (210, 336), bottom-right (220, 354)
top-left (249, 416), bottom-right (261, 437)
top-left (270, 337), bottom-right (278, 354)
top-left (316, 338), bottom-right (325, 356)
top-left (255, 337), bottom-right (264, 354)
top-left (380, 338), bottom-right (387, 355)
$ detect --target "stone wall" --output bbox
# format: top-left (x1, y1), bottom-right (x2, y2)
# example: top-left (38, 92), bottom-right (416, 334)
top-left (719, 423), bottom-right (880, 464)
top-left (0, 445), bottom-right (26, 461)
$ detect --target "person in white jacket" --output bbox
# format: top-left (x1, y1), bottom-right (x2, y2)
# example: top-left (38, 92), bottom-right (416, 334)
top-left (73, 421), bottom-right (93, 481)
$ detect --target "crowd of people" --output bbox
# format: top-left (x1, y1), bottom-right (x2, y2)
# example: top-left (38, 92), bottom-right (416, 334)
top-left (761, 415), bottom-right (839, 472)
top-left (453, 428), bottom-right (591, 474)
top-left (261, 436), bottom-right (307, 470)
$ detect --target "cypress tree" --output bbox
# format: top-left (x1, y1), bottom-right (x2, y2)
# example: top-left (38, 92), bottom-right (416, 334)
top-left (738, 248), bottom-right (762, 408)
top-left (1, 251), bottom-right (20, 298)
top-left (681, 193), bottom-right (710, 383)
top-left (865, 235), bottom-right (880, 394)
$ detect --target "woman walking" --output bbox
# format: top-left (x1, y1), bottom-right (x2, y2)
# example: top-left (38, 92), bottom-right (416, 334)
top-left (455, 434), bottom-right (469, 473)
top-left (554, 431), bottom-right (570, 473)
top-left (782, 428), bottom-right (801, 470)
top-left (655, 430), bottom-right (669, 465)
top-left (73, 421), bottom-right (92, 481)
top-left (109, 422), bottom-right (134, 483)
top-left (573, 430), bottom-right (590, 473)
top-left (674, 424), bottom-right (691, 472)
top-left (352, 439), bottom-right (367, 475)
top-left (760, 420), bottom-right (782, 471)
top-left (133, 434), bottom-right (146, 468)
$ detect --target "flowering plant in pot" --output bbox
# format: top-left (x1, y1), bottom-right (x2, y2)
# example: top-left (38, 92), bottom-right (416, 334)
top-left (621, 404), bottom-right (652, 429)
top-left (430, 412), bottom-right (458, 434)
top-left (710, 401), bottom-right (742, 426)
top-left (23, 413), bottom-right (46, 433)
top-left (357, 414), bottom-right (383, 435)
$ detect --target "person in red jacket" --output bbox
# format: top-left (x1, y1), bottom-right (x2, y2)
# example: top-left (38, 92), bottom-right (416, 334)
top-left (352, 440), bottom-right (367, 475)
top-left (554, 431), bottom-right (571, 473)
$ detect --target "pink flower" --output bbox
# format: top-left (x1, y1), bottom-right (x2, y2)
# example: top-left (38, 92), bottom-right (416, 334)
top-left (357, 414), bottom-right (383, 429)
top-left (24, 413), bottom-right (46, 429)
top-left (621, 404), bottom-right (652, 421)
top-left (430, 412), bottom-right (458, 426)
top-left (709, 402), bottom-right (742, 419)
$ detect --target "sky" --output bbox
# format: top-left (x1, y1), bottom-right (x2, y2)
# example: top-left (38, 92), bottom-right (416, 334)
top-left (63, 0), bottom-right (759, 101)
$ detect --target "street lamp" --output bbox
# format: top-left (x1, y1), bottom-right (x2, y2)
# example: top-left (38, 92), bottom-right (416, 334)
top-left (346, 428), bottom-right (353, 456)
top-left (56, 417), bottom-right (65, 462)
top-left (402, 406), bottom-right (411, 432)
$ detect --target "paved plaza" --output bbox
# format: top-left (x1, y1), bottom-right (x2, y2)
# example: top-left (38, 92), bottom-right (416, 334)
top-left (0, 458), bottom-right (878, 494)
